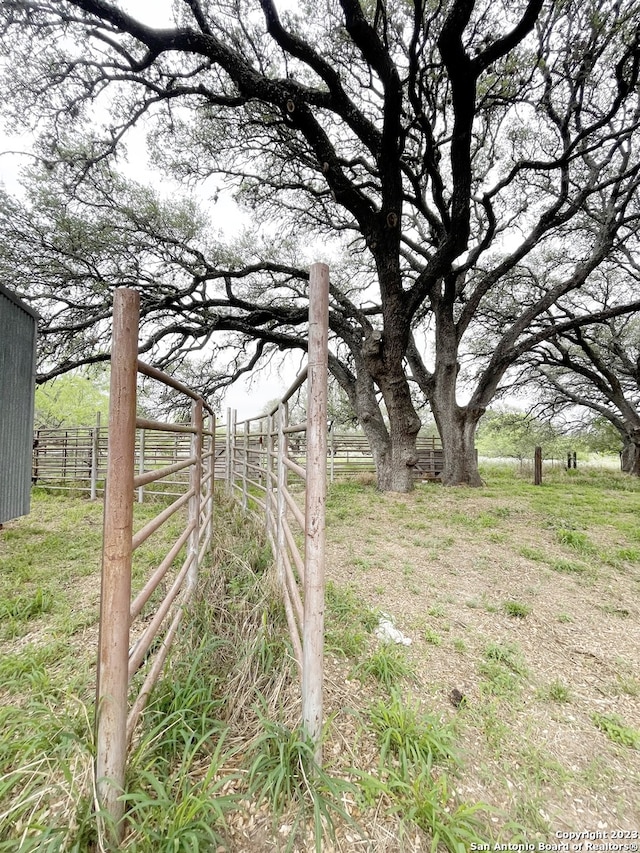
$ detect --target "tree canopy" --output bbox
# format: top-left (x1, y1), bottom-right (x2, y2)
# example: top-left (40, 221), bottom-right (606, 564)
top-left (34, 371), bottom-right (110, 428)
top-left (2, 0), bottom-right (640, 489)
top-left (527, 312), bottom-right (640, 473)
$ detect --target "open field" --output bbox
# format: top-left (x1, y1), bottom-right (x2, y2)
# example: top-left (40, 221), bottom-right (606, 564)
top-left (1, 467), bottom-right (639, 851)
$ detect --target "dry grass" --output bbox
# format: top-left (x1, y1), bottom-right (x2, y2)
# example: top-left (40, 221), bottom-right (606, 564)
top-left (322, 465), bottom-right (640, 838)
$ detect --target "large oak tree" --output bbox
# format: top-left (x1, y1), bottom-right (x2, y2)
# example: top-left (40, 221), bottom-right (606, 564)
top-left (2, 0), bottom-right (640, 489)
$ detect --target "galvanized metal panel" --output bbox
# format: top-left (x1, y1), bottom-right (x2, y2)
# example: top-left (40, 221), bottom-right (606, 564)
top-left (0, 285), bottom-right (38, 524)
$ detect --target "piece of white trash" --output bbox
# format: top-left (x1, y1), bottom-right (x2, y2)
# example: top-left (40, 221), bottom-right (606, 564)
top-left (374, 613), bottom-right (412, 646)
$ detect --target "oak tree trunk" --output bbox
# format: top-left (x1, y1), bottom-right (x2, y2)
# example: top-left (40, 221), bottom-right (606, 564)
top-left (621, 433), bottom-right (640, 476)
top-left (360, 401), bottom-right (420, 492)
top-left (433, 404), bottom-right (484, 487)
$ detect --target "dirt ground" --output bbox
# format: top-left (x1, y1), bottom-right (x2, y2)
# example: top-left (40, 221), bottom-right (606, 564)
top-left (319, 477), bottom-right (640, 842)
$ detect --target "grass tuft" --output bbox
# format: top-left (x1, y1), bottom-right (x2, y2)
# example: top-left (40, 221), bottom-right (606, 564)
top-left (244, 709), bottom-right (356, 852)
top-left (369, 691), bottom-right (455, 773)
top-left (503, 600), bottom-right (532, 618)
top-left (392, 772), bottom-right (489, 852)
top-left (537, 679), bottom-right (571, 703)
top-left (354, 644), bottom-right (414, 691)
top-left (592, 713), bottom-right (640, 749)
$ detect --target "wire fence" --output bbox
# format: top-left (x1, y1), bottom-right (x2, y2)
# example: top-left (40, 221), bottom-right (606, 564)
top-left (94, 288), bottom-right (215, 843)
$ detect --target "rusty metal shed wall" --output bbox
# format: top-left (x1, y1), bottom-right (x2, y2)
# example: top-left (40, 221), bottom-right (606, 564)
top-left (0, 285), bottom-right (38, 524)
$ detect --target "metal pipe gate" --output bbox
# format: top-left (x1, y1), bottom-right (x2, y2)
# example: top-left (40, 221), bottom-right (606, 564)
top-left (95, 289), bottom-right (215, 842)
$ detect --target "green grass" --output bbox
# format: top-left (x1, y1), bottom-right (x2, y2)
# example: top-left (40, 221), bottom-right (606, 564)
top-left (537, 679), bottom-right (571, 703)
top-left (503, 600), bottom-right (532, 618)
top-left (548, 557), bottom-right (594, 576)
top-left (519, 545), bottom-right (546, 561)
top-left (0, 492), bottom-right (282, 851)
top-left (423, 627), bottom-right (443, 645)
top-left (355, 643), bottom-right (415, 691)
top-left (453, 637), bottom-right (467, 654)
top-left (360, 691), bottom-right (490, 850)
top-left (478, 642), bottom-right (528, 699)
top-left (369, 691), bottom-right (455, 771)
top-left (324, 580), bottom-right (377, 658)
top-left (555, 527), bottom-right (593, 553)
top-left (5, 466), bottom-right (640, 849)
top-left (592, 713), bottom-right (640, 749)
top-left (483, 641), bottom-right (527, 674)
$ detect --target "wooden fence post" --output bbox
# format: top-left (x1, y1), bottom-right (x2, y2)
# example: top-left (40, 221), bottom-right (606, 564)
top-left (534, 446), bottom-right (542, 485)
top-left (95, 288), bottom-right (139, 841)
top-left (302, 262), bottom-right (329, 766)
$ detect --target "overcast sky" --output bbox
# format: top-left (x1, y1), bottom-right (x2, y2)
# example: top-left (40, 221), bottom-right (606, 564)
top-left (0, 0), bottom-right (301, 418)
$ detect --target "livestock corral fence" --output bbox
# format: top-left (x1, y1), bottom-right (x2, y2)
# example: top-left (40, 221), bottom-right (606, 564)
top-left (224, 263), bottom-right (329, 767)
top-left (32, 422), bottom-right (202, 500)
top-left (94, 289), bottom-right (216, 842)
top-left (92, 266), bottom-right (330, 843)
top-left (32, 426), bottom-right (444, 492)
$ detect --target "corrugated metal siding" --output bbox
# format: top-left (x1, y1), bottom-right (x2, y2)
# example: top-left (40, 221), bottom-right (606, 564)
top-left (0, 286), bottom-right (38, 524)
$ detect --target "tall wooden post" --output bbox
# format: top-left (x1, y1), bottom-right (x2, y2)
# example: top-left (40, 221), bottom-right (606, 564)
top-left (534, 446), bottom-right (542, 486)
top-left (302, 262), bottom-right (329, 765)
top-left (95, 288), bottom-right (139, 840)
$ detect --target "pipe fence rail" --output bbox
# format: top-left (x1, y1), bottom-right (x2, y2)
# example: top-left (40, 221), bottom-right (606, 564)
top-left (32, 426), bottom-right (443, 492)
top-left (95, 288), bottom-right (215, 842)
top-left (225, 262), bottom-right (329, 766)
top-left (32, 421), bottom-right (202, 500)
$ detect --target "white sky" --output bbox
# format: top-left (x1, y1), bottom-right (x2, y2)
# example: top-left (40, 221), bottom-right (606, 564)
top-left (0, 0), bottom-right (406, 423)
top-left (0, 1), bottom-right (303, 416)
